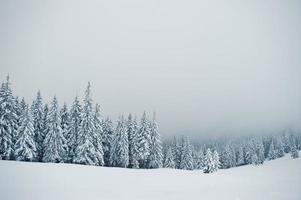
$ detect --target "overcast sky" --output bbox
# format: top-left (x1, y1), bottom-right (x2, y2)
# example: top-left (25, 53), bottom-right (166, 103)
top-left (1, 0), bottom-right (301, 136)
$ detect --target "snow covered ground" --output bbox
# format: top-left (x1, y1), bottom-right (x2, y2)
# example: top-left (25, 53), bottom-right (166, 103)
top-left (0, 153), bottom-right (300, 200)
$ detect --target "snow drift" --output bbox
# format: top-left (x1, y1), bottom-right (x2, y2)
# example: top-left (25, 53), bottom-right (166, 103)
top-left (0, 153), bottom-right (300, 200)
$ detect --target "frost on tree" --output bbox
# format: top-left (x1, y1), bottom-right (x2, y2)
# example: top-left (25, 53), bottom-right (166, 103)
top-left (102, 117), bottom-right (114, 166)
top-left (93, 103), bottom-right (104, 164)
top-left (290, 139), bottom-right (299, 159)
top-left (110, 116), bottom-right (129, 168)
top-left (136, 112), bottom-right (150, 168)
top-left (253, 138), bottom-right (264, 165)
top-left (14, 105), bottom-right (37, 161)
top-left (0, 76), bottom-right (18, 160)
top-left (236, 145), bottom-right (245, 166)
top-left (220, 144), bottom-right (236, 169)
top-left (163, 146), bottom-right (175, 168)
top-left (212, 150), bottom-right (220, 171)
top-left (172, 136), bottom-right (181, 169)
top-left (14, 97), bottom-right (23, 129)
top-left (67, 96), bottom-right (82, 163)
top-left (268, 140), bottom-right (277, 160)
top-left (127, 114), bottom-right (139, 168)
top-left (179, 137), bottom-right (194, 170)
top-left (147, 113), bottom-right (163, 168)
top-left (275, 137), bottom-right (285, 158)
top-left (282, 130), bottom-right (292, 153)
top-left (60, 103), bottom-right (69, 140)
top-left (40, 104), bottom-right (49, 159)
top-left (43, 96), bottom-right (66, 163)
top-left (193, 149), bottom-right (204, 170)
top-left (74, 83), bottom-right (104, 166)
top-left (203, 148), bottom-right (219, 173)
top-left (31, 91), bottom-right (45, 161)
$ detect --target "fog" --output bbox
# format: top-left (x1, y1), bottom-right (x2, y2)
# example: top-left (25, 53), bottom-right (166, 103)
top-left (1, 0), bottom-right (301, 136)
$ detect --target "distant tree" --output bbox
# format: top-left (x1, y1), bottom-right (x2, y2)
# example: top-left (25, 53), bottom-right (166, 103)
top-left (110, 116), bottom-right (129, 167)
top-left (220, 144), bottom-right (236, 169)
top-left (67, 96), bottom-right (82, 163)
top-left (102, 117), bottom-right (114, 166)
top-left (93, 104), bottom-right (104, 164)
top-left (212, 150), bottom-right (220, 171)
top-left (251, 153), bottom-right (260, 165)
top-left (0, 76), bottom-right (18, 160)
top-left (43, 96), bottom-right (66, 163)
top-left (74, 83), bottom-right (104, 166)
top-left (127, 114), bottom-right (139, 168)
top-left (282, 131), bottom-right (291, 153)
top-left (275, 136), bottom-right (285, 158)
top-left (244, 141), bottom-right (253, 165)
top-left (179, 137), bottom-right (193, 170)
top-left (236, 145), bottom-right (245, 166)
top-left (267, 140), bottom-right (277, 160)
top-left (290, 139), bottom-right (299, 159)
top-left (31, 91), bottom-right (45, 162)
top-left (136, 112), bottom-right (150, 168)
top-left (163, 146), bottom-right (175, 168)
top-left (14, 106), bottom-right (36, 161)
top-left (60, 103), bottom-right (69, 139)
top-left (148, 113), bottom-right (163, 168)
top-left (193, 149), bottom-right (204, 170)
top-left (255, 138), bottom-right (265, 164)
top-left (20, 98), bottom-right (27, 111)
top-left (203, 148), bottom-right (215, 173)
top-left (14, 97), bottom-right (23, 128)
top-left (39, 104), bottom-right (49, 160)
top-left (172, 136), bottom-right (181, 169)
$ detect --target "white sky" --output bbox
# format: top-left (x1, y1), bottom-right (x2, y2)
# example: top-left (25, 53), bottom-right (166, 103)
top-left (1, 0), bottom-right (301, 136)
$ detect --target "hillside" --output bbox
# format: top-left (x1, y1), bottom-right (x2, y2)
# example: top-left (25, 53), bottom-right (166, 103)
top-left (0, 153), bottom-right (300, 200)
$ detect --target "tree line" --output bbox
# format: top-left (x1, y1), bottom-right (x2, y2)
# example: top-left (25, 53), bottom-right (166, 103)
top-left (0, 76), bottom-right (300, 173)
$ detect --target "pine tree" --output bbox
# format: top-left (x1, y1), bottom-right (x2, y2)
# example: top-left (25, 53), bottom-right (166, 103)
top-left (102, 117), bottom-right (114, 166)
top-left (179, 137), bottom-right (194, 170)
top-left (136, 112), bottom-right (150, 168)
top-left (14, 105), bottom-right (37, 161)
top-left (148, 113), bottom-right (163, 168)
top-left (236, 145), bottom-right (245, 166)
top-left (163, 146), bottom-right (175, 168)
top-left (268, 140), bottom-right (277, 160)
top-left (203, 148), bottom-right (215, 173)
top-left (127, 114), bottom-right (139, 168)
top-left (290, 139), bottom-right (299, 159)
top-left (14, 97), bottom-right (23, 128)
top-left (20, 98), bottom-right (27, 111)
top-left (43, 96), bottom-right (66, 163)
top-left (193, 149), bottom-right (204, 170)
top-left (220, 144), bottom-right (235, 169)
top-left (282, 131), bottom-right (291, 153)
top-left (212, 150), bottom-right (220, 171)
top-left (39, 104), bottom-right (49, 160)
top-left (93, 103), bottom-right (104, 164)
top-left (60, 103), bottom-right (69, 139)
top-left (251, 153), bottom-right (260, 165)
top-left (172, 136), bottom-right (181, 169)
top-left (67, 96), bottom-right (82, 163)
top-left (275, 136), bottom-right (285, 157)
top-left (31, 91), bottom-right (45, 161)
top-left (74, 82), bottom-right (104, 166)
top-left (110, 116), bottom-right (129, 167)
top-left (0, 76), bottom-right (18, 160)
top-left (244, 139), bottom-right (255, 164)
top-left (256, 138), bottom-right (265, 164)
top-left (60, 103), bottom-right (70, 162)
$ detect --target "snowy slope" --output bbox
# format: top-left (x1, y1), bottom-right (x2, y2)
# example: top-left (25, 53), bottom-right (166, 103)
top-left (0, 153), bottom-right (300, 200)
